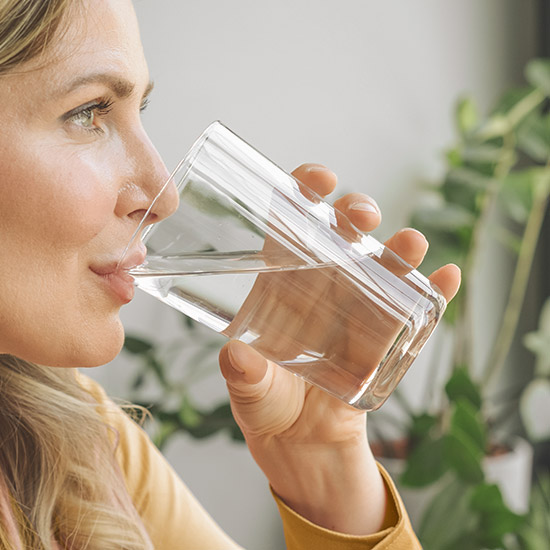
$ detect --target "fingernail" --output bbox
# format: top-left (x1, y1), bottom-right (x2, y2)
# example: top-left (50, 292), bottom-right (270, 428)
top-left (399, 227), bottom-right (428, 244)
top-left (228, 341), bottom-right (265, 374)
top-left (227, 345), bottom-right (246, 374)
top-left (349, 200), bottom-right (379, 214)
top-left (306, 164), bottom-right (331, 173)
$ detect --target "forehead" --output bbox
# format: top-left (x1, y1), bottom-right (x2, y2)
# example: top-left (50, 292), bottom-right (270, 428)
top-left (12, 0), bottom-right (147, 94)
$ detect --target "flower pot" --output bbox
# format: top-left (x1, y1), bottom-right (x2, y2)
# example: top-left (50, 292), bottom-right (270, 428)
top-left (482, 436), bottom-right (533, 514)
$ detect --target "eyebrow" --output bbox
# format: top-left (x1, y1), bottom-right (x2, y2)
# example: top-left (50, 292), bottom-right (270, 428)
top-left (54, 73), bottom-right (154, 101)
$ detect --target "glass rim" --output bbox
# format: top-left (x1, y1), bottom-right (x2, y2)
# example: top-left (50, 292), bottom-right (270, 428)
top-left (117, 121), bottom-right (224, 268)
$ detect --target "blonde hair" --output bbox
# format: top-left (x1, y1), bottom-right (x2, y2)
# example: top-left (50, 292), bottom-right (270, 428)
top-left (0, 2), bottom-right (153, 548)
top-left (0, 358), bottom-right (153, 549)
top-left (0, 0), bottom-right (70, 73)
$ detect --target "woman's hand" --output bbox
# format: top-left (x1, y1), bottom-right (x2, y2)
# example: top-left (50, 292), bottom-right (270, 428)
top-left (218, 164), bottom-right (461, 535)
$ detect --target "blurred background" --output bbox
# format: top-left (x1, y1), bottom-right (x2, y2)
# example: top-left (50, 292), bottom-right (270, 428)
top-left (84, 1), bottom-right (550, 548)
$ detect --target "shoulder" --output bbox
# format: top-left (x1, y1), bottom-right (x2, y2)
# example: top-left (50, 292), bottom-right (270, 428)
top-left (75, 370), bottom-right (110, 402)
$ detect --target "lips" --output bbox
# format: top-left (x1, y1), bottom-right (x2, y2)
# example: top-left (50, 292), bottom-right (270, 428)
top-left (90, 245), bottom-right (147, 304)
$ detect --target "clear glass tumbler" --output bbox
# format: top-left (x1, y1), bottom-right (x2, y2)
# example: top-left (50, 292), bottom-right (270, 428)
top-left (126, 121), bottom-right (446, 410)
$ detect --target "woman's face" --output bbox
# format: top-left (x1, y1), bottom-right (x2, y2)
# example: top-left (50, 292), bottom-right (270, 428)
top-left (0, 0), bottom-right (177, 367)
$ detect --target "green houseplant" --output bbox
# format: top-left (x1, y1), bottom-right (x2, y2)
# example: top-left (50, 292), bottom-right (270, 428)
top-left (122, 316), bottom-right (242, 449)
top-left (370, 57), bottom-right (550, 549)
top-left (121, 58), bottom-right (550, 549)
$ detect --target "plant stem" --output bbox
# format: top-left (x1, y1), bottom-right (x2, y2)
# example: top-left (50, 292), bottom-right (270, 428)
top-left (422, 325), bottom-right (447, 409)
top-left (453, 179), bottom-right (500, 370)
top-left (453, 89), bottom-right (545, 372)
top-left (481, 179), bottom-right (550, 387)
top-left (453, 125), bottom-right (526, 375)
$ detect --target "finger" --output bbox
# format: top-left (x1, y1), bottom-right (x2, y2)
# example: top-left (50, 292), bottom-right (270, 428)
top-left (383, 228), bottom-right (429, 269)
top-left (333, 193), bottom-right (381, 233)
top-left (291, 164), bottom-right (337, 197)
top-left (429, 264), bottom-right (461, 303)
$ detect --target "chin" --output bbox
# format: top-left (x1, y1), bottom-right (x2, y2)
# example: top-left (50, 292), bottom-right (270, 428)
top-left (48, 319), bottom-right (126, 369)
top-left (78, 324), bottom-right (126, 368)
top-left (2, 315), bottom-right (127, 369)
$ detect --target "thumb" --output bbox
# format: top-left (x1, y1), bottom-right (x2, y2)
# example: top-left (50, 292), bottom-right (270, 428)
top-left (220, 341), bottom-right (306, 438)
top-left (219, 340), bottom-right (271, 395)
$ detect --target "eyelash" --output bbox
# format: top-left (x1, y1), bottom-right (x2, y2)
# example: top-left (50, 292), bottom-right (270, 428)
top-left (140, 97), bottom-right (150, 112)
top-left (65, 97), bottom-right (150, 135)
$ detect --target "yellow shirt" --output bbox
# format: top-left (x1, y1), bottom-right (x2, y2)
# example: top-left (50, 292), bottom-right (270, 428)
top-left (81, 375), bottom-right (421, 549)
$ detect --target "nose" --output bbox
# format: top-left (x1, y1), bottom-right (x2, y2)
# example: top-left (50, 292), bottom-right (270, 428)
top-left (115, 129), bottom-right (179, 227)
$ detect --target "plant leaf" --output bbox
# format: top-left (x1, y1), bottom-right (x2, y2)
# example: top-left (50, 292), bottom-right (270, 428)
top-left (519, 378), bottom-right (550, 442)
top-left (523, 297), bottom-right (550, 376)
top-left (525, 58), bottom-right (550, 96)
top-left (524, 333), bottom-right (550, 376)
top-left (146, 355), bottom-right (169, 387)
top-left (518, 473), bottom-right (550, 548)
top-left (486, 85), bottom-right (543, 139)
top-left (474, 114), bottom-right (511, 141)
top-left (411, 204), bottom-right (475, 232)
top-left (450, 399), bottom-right (487, 453)
top-left (445, 146), bottom-right (463, 168)
top-left (442, 168), bottom-right (492, 213)
top-left (400, 436), bottom-right (447, 487)
top-left (418, 478), bottom-right (476, 550)
top-left (491, 87), bottom-right (535, 117)
top-left (445, 367), bottom-right (482, 410)
top-left (131, 372), bottom-right (146, 391)
top-left (470, 482), bottom-right (506, 512)
top-left (517, 111), bottom-right (550, 163)
top-left (181, 314), bottom-right (197, 330)
top-left (152, 420), bottom-right (178, 451)
top-left (456, 96), bottom-right (479, 136)
top-left (178, 397), bottom-right (202, 428)
top-left (445, 168), bottom-right (493, 190)
top-left (186, 402), bottom-right (240, 440)
top-left (123, 335), bottom-right (154, 354)
top-left (444, 431), bottom-right (484, 484)
top-left (486, 222), bottom-right (523, 255)
top-left (407, 226), bottom-right (466, 279)
top-left (470, 483), bottom-right (525, 547)
top-left (499, 169), bottom-right (535, 224)
top-left (462, 143), bottom-right (512, 164)
top-left (409, 413), bottom-right (439, 440)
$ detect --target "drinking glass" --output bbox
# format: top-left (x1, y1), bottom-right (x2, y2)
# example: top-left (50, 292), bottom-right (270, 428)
top-left (123, 121), bottom-right (446, 410)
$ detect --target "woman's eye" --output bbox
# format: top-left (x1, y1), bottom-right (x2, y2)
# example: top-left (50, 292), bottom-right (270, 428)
top-left (64, 100), bottom-right (113, 134)
top-left (62, 97), bottom-right (149, 135)
top-left (70, 108), bottom-right (95, 129)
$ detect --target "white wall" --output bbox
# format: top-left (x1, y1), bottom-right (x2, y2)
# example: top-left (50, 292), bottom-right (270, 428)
top-left (86, 1), bottom-right (537, 548)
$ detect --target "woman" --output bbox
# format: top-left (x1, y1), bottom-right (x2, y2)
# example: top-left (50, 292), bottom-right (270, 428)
top-left (0, 0), bottom-right (461, 548)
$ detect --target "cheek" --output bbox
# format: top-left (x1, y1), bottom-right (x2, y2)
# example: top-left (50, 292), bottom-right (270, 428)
top-left (0, 144), bottom-right (124, 365)
top-left (0, 146), bottom-right (116, 250)
top-left (0, 147), bottom-right (118, 344)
